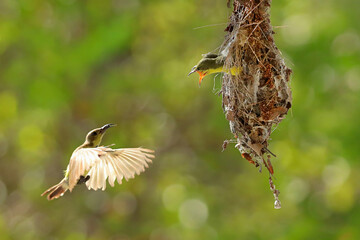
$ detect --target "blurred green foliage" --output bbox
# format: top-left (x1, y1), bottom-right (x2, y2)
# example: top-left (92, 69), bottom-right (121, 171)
top-left (0, 0), bottom-right (360, 239)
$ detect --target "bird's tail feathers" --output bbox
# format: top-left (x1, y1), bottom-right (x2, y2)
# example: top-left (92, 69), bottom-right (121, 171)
top-left (41, 179), bottom-right (69, 201)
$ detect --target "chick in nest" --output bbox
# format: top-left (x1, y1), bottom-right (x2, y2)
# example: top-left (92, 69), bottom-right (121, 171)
top-left (188, 53), bottom-right (241, 85)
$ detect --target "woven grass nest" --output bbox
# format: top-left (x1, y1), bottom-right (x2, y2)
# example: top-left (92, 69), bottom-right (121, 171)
top-left (220, 0), bottom-right (292, 209)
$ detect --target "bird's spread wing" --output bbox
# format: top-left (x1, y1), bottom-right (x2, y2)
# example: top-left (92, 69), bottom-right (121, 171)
top-left (68, 147), bottom-right (154, 191)
top-left (68, 148), bottom-right (101, 191)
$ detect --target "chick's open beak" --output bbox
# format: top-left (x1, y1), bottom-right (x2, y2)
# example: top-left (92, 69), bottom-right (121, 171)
top-left (197, 71), bottom-right (207, 85)
top-left (189, 66), bottom-right (207, 86)
top-left (101, 123), bottom-right (117, 132)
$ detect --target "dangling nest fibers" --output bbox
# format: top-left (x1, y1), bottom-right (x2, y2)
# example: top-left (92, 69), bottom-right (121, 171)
top-left (221, 0), bottom-right (292, 209)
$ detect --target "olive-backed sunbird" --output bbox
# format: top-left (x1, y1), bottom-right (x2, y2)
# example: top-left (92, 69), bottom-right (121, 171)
top-left (41, 124), bottom-right (155, 200)
top-left (188, 53), bottom-right (240, 85)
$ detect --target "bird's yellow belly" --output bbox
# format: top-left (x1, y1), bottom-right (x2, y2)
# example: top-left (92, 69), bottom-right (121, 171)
top-left (229, 67), bottom-right (241, 75)
top-left (209, 66), bottom-right (241, 76)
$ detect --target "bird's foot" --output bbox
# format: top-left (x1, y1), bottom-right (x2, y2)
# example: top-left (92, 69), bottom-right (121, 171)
top-left (77, 175), bottom-right (90, 185)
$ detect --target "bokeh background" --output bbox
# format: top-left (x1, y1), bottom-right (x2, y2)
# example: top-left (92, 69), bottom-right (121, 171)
top-left (0, 0), bottom-right (360, 239)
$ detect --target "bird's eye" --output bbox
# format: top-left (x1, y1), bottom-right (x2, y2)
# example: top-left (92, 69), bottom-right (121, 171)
top-left (92, 132), bottom-right (98, 136)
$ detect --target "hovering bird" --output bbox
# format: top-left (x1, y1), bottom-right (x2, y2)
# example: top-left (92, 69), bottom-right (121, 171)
top-left (41, 123), bottom-right (154, 200)
top-left (188, 52), bottom-right (240, 85)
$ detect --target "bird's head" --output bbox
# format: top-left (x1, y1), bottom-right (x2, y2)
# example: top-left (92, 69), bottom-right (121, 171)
top-left (188, 53), bottom-right (225, 85)
top-left (84, 123), bottom-right (116, 147)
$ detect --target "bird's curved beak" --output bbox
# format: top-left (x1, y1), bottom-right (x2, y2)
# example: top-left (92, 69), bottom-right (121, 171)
top-left (189, 66), bottom-right (207, 86)
top-left (101, 123), bottom-right (117, 132)
top-left (188, 66), bottom-right (197, 76)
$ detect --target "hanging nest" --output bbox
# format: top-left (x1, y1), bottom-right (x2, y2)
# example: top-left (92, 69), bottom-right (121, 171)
top-left (221, 0), bottom-right (292, 209)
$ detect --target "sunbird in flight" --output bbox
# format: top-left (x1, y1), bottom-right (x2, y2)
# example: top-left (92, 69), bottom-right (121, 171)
top-left (41, 124), bottom-right (155, 200)
top-left (188, 53), bottom-right (240, 85)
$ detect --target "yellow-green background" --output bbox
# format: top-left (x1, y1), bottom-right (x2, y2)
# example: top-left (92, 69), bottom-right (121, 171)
top-left (0, 0), bottom-right (359, 239)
